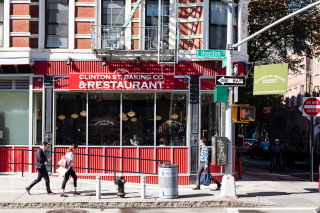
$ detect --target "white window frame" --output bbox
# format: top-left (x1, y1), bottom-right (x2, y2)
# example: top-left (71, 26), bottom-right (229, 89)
top-left (300, 85), bottom-right (304, 106)
top-left (294, 87), bottom-right (297, 106)
top-left (289, 90), bottom-right (292, 107)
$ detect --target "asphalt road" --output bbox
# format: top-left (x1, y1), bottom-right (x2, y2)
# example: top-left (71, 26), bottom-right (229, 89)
top-left (241, 155), bottom-right (319, 182)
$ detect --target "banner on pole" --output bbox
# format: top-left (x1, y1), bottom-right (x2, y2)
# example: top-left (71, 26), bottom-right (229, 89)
top-left (253, 64), bottom-right (288, 95)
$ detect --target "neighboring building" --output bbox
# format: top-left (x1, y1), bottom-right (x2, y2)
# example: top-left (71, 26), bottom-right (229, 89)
top-left (0, 0), bottom-right (248, 184)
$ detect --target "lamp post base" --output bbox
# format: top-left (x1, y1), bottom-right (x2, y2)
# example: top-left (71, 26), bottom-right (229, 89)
top-left (220, 174), bottom-right (236, 197)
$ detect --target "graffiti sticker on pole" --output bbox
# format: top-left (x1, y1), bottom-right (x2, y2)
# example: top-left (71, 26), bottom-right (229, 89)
top-left (303, 97), bottom-right (320, 117)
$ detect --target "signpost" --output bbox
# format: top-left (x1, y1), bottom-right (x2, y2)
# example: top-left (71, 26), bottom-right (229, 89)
top-left (196, 50), bottom-right (226, 58)
top-left (215, 76), bottom-right (246, 86)
top-left (222, 58), bottom-right (227, 68)
top-left (264, 107), bottom-right (272, 113)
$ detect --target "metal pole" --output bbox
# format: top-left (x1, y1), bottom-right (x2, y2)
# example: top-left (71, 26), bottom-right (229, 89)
top-left (96, 176), bottom-right (101, 199)
top-left (233, 0), bottom-right (320, 48)
top-left (22, 150), bottom-right (24, 177)
top-left (270, 108), bottom-right (273, 173)
top-left (311, 116), bottom-right (314, 182)
top-left (221, 0), bottom-right (236, 197)
top-left (141, 176), bottom-right (146, 199)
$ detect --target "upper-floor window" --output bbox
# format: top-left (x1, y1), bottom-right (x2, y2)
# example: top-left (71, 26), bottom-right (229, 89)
top-left (46, 0), bottom-right (68, 48)
top-left (101, 0), bottom-right (125, 49)
top-left (300, 85), bottom-right (304, 105)
top-left (209, 0), bottom-right (238, 50)
top-left (300, 58), bottom-right (305, 73)
top-left (294, 87), bottom-right (297, 106)
top-left (145, 0), bottom-right (169, 50)
top-left (0, 0), bottom-right (3, 47)
top-left (288, 89), bottom-right (292, 107)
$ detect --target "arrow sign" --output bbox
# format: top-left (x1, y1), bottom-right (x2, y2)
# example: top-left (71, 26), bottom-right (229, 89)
top-left (215, 76), bottom-right (246, 86)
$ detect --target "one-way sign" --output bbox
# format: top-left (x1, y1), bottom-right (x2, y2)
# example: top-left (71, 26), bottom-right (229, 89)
top-left (215, 76), bottom-right (246, 86)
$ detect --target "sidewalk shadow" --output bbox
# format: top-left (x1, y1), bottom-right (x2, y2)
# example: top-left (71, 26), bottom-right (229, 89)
top-left (239, 189), bottom-right (318, 198)
top-left (177, 193), bottom-right (213, 199)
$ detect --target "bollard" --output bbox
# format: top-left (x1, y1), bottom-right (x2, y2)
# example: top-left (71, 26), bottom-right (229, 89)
top-left (96, 176), bottom-right (101, 199)
top-left (238, 158), bottom-right (242, 179)
top-left (141, 176), bottom-right (146, 199)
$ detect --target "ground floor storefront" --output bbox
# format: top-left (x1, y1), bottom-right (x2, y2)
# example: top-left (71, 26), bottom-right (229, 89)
top-left (0, 61), bottom-right (244, 184)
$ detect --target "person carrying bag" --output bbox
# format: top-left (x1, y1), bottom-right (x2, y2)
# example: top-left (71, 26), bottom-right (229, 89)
top-left (56, 144), bottom-right (80, 197)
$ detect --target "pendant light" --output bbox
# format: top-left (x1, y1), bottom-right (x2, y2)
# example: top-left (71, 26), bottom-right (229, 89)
top-left (127, 99), bottom-right (135, 117)
top-left (80, 94), bottom-right (86, 117)
top-left (122, 116), bottom-right (128, 121)
top-left (71, 113), bottom-right (79, 119)
top-left (58, 95), bottom-right (65, 120)
top-left (156, 115), bottom-right (162, 121)
top-left (171, 114), bottom-right (179, 119)
top-left (131, 117), bottom-right (137, 122)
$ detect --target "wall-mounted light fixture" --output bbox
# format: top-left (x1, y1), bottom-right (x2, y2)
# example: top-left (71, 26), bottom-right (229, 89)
top-left (136, 57), bottom-right (140, 66)
top-left (103, 57), bottom-right (107, 66)
top-left (67, 57), bottom-right (72, 65)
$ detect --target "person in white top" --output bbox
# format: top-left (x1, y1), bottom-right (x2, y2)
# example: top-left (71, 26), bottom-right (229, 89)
top-left (60, 144), bottom-right (79, 197)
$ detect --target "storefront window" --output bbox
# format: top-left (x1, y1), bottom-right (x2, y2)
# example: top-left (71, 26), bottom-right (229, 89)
top-left (55, 92), bottom-right (86, 145)
top-left (0, 92), bottom-right (29, 145)
top-left (156, 92), bottom-right (188, 146)
top-left (88, 92), bottom-right (120, 146)
top-left (122, 93), bottom-right (154, 146)
top-left (201, 93), bottom-right (220, 146)
top-left (33, 92), bottom-right (42, 145)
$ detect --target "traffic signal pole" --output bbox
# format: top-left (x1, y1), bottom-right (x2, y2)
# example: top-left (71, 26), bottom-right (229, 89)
top-left (221, 0), bottom-right (320, 197)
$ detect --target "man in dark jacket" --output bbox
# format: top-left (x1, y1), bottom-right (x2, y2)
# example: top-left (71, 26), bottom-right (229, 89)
top-left (26, 141), bottom-right (55, 195)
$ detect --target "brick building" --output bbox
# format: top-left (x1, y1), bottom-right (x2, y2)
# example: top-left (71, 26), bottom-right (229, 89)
top-left (0, 0), bottom-right (248, 185)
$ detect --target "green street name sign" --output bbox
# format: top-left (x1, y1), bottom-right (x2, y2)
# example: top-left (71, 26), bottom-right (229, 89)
top-left (222, 58), bottom-right (227, 68)
top-left (196, 50), bottom-right (226, 58)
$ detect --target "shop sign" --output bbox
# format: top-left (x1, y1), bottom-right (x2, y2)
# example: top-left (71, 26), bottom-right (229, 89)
top-left (69, 70), bottom-right (174, 90)
top-left (253, 63), bottom-right (288, 95)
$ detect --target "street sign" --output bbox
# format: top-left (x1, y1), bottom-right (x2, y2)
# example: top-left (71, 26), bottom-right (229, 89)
top-left (264, 107), bottom-right (272, 113)
top-left (222, 58), bottom-right (227, 68)
top-left (215, 76), bottom-right (246, 86)
top-left (196, 50), bottom-right (226, 58)
top-left (303, 97), bottom-right (320, 117)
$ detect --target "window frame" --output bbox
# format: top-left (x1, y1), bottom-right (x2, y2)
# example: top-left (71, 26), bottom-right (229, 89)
top-left (209, 0), bottom-right (238, 50)
top-left (101, 0), bottom-right (126, 26)
top-left (294, 87), bottom-right (297, 106)
top-left (45, 0), bottom-right (69, 49)
top-left (0, 0), bottom-right (3, 47)
top-left (288, 89), bottom-right (292, 107)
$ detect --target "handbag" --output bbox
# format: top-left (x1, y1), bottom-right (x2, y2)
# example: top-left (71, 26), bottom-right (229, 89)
top-left (200, 169), bottom-right (211, 186)
top-left (58, 156), bottom-right (70, 169)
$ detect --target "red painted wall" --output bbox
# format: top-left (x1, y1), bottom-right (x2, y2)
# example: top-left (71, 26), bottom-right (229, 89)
top-left (122, 148), bottom-right (137, 173)
top-left (139, 148), bottom-right (154, 173)
top-left (173, 148), bottom-right (188, 174)
top-left (14, 147), bottom-right (29, 172)
top-left (0, 147), bottom-right (12, 172)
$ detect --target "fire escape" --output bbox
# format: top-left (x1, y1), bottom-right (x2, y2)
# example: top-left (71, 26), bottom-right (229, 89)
top-left (91, 0), bottom-right (179, 66)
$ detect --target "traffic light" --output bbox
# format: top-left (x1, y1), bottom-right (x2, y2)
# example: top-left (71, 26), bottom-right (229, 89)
top-left (232, 104), bottom-right (256, 123)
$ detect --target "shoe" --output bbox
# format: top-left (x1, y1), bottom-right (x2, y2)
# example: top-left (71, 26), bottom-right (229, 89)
top-left (47, 192), bottom-right (55, 195)
top-left (26, 187), bottom-right (30, 195)
top-left (60, 192), bottom-right (68, 197)
top-left (192, 187), bottom-right (200, 190)
top-left (216, 183), bottom-right (221, 190)
top-left (73, 191), bottom-right (80, 195)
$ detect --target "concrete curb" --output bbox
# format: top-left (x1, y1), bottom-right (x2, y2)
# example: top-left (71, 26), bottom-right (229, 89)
top-left (0, 201), bottom-right (261, 209)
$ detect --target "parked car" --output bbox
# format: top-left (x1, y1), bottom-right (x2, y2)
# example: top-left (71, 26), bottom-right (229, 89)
top-left (245, 139), bottom-right (258, 147)
top-left (249, 141), bottom-right (269, 160)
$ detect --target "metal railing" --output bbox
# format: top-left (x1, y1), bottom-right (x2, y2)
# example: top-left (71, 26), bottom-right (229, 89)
top-left (0, 149), bottom-right (171, 180)
top-left (91, 25), bottom-right (172, 52)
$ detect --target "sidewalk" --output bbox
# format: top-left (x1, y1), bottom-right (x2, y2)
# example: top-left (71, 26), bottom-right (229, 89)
top-left (0, 173), bottom-right (319, 209)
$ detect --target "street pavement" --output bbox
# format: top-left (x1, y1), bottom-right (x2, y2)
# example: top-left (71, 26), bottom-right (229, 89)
top-left (0, 156), bottom-right (319, 212)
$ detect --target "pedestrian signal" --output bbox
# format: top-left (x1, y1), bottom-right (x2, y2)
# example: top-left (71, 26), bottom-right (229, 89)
top-left (232, 104), bottom-right (255, 123)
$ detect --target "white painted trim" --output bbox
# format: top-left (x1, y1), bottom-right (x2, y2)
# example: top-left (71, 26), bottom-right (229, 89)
top-left (31, 34), bottom-right (38, 38)
top-left (69, 0), bottom-right (75, 50)
top-left (38, 0), bottom-right (45, 49)
top-left (31, 2), bottom-right (39, 6)
top-left (31, 18), bottom-right (39, 21)
top-left (132, 35), bottom-right (139, 40)
top-left (132, 18), bottom-right (139, 23)
top-left (75, 2), bottom-right (96, 7)
top-left (178, 2), bottom-right (203, 7)
top-left (75, 34), bottom-right (91, 39)
top-left (4, 0), bottom-right (10, 48)
top-left (10, 0), bottom-right (31, 3)
top-left (179, 18), bottom-right (203, 23)
top-left (28, 76), bottom-right (33, 172)
top-left (140, 0), bottom-right (145, 50)
top-left (10, 15), bottom-right (31, 20)
top-left (10, 32), bottom-right (31, 37)
top-left (180, 35), bottom-right (202, 39)
top-left (75, 18), bottom-right (95, 22)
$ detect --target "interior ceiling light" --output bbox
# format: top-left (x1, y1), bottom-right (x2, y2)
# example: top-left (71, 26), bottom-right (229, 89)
top-left (131, 117), bottom-right (137, 122)
top-left (71, 113), bottom-right (79, 119)
top-left (80, 111), bottom-right (87, 117)
top-left (120, 113), bottom-right (127, 117)
top-left (127, 110), bottom-right (135, 117)
top-left (58, 115), bottom-right (65, 120)
top-left (171, 114), bottom-right (179, 119)
top-left (156, 115), bottom-right (162, 121)
top-left (122, 116), bottom-right (128, 121)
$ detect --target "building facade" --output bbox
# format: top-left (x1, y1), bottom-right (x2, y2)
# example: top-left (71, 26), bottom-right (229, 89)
top-left (0, 0), bottom-right (248, 184)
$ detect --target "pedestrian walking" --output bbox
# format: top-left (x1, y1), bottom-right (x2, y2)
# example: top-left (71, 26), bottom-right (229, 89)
top-left (26, 141), bottom-right (55, 195)
top-left (193, 139), bottom-right (221, 190)
top-left (58, 144), bottom-right (79, 197)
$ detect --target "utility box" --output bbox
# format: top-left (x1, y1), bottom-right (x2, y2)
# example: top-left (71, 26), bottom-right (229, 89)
top-left (214, 86), bottom-right (228, 102)
top-left (211, 136), bottom-right (228, 166)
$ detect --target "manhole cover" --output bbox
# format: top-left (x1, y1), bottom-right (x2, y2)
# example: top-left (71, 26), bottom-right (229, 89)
top-left (46, 210), bottom-right (88, 213)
